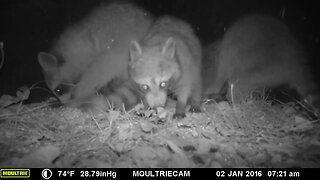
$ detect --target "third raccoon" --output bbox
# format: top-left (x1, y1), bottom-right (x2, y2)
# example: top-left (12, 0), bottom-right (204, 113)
top-left (202, 15), bottom-right (320, 114)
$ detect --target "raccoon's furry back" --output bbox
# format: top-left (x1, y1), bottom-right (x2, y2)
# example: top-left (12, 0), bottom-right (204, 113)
top-left (203, 15), bottom-right (319, 112)
top-left (53, 2), bottom-right (151, 69)
top-left (144, 16), bottom-right (202, 69)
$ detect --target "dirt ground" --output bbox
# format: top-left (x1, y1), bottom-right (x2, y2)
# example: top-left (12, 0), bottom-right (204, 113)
top-left (1, 89), bottom-right (319, 168)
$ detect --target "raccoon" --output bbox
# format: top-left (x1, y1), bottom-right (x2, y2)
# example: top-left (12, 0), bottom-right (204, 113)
top-left (128, 16), bottom-right (202, 119)
top-left (202, 15), bottom-right (320, 114)
top-left (38, 2), bottom-right (153, 107)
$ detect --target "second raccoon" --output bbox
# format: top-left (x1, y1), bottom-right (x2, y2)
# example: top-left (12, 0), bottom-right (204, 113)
top-left (202, 15), bottom-right (319, 114)
top-left (38, 2), bottom-right (153, 108)
top-left (128, 16), bottom-right (202, 119)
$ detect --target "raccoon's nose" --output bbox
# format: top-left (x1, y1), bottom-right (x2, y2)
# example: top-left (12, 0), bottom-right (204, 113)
top-left (146, 91), bottom-right (167, 108)
top-left (150, 103), bottom-right (165, 109)
top-left (148, 100), bottom-right (164, 108)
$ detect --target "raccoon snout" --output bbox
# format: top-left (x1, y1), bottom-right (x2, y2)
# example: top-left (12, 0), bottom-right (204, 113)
top-left (146, 91), bottom-right (167, 108)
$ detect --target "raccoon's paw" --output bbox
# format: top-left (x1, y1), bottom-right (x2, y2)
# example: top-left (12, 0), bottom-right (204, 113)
top-left (189, 105), bottom-right (202, 113)
top-left (173, 112), bottom-right (186, 120)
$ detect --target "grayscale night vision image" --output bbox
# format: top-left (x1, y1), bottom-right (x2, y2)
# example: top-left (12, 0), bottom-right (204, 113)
top-left (0, 0), bottom-right (319, 172)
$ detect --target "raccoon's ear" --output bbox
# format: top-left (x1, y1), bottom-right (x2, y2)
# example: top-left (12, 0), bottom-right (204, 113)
top-left (38, 52), bottom-right (58, 72)
top-left (161, 37), bottom-right (175, 59)
top-left (129, 40), bottom-right (142, 62)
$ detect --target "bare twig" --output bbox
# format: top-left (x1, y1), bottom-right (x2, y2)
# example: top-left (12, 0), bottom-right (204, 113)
top-left (0, 42), bottom-right (4, 70)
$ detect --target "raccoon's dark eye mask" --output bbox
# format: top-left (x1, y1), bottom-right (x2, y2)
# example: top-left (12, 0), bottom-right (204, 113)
top-left (138, 80), bottom-right (169, 92)
top-left (54, 83), bottom-right (75, 96)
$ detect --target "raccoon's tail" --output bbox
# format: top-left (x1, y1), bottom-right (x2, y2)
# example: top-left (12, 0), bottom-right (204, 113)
top-left (98, 79), bottom-right (140, 112)
top-left (66, 79), bottom-right (140, 113)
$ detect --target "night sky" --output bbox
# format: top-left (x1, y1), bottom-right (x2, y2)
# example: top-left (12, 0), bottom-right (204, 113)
top-left (0, 0), bottom-right (319, 103)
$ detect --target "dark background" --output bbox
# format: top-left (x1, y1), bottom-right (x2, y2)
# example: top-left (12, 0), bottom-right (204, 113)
top-left (0, 0), bottom-right (319, 102)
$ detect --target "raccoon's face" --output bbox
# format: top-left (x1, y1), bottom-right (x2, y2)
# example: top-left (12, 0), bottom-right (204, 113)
top-left (38, 52), bottom-right (76, 103)
top-left (128, 38), bottom-right (180, 108)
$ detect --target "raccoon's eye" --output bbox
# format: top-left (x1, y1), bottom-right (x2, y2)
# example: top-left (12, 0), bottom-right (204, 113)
top-left (140, 84), bottom-right (149, 91)
top-left (160, 81), bottom-right (167, 88)
top-left (54, 84), bottom-right (71, 96)
top-left (54, 87), bottom-right (64, 96)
